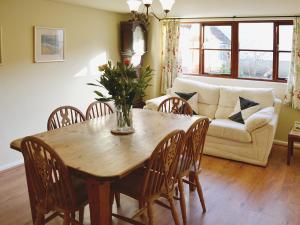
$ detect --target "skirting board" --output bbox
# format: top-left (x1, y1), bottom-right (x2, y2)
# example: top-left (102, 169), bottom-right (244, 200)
top-left (0, 159), bottom-right (23, 172)
top-left (0, 139), bottom-right (298, 172)
top-left (273, 139), bottom-right (300, 149)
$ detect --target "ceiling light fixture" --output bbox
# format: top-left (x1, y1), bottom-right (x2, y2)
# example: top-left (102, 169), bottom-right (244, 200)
top-left (127, 0), bottom-right (175, 22)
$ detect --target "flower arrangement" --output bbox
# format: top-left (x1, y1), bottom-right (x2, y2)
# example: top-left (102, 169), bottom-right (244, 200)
top-left (88, 60), bottom-right (152, 133)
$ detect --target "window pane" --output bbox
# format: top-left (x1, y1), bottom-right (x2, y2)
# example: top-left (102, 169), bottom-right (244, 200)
top-left (203, 26), bottom-right (231, 49)
top-left (279, 25), bottom-right (293, 51)
top-left (239, 51), bottom-right (273, 80)
top-left (279, 52), bottom-right (291, 79)
top-left (204, 50), bottom-right (231, 74)
top-left (179, 23), bottom-right (200, 48)
top-left (182, 49), bottom-right (199, 74)
top-left (239, 23), bottom-right (273, 50)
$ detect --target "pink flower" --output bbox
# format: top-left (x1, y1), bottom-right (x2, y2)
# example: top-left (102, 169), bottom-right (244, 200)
top-left (124, 59), bottom-right (131, 66)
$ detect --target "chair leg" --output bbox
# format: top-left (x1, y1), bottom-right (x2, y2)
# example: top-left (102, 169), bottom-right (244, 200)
top-left (71, 211), bottom-right (77, 225)
top-left (34, 212), bottom-right (45, 225)
top-left (139, 199), bottom-right (145, 209)
top-left (175, 186), bottom-right (179, 197)
top-left (167, 195), bottom-right (181, 225)
top-left (147, 200), bottom-right (154, 225)
top-left (195, 175), bottom-right (206, 213)
top-left (64, 211), bottom-right (71, 225)
top-left (79, 207), bottom-right (84, 224)
top-left (178, 178), bottom-right (187, 225)
top-left (189, 171), bottom-right (196, 191)
top-left (115, 192), bottom-right (121, 208)
top-left (110, 191), bottom-right (114, 205)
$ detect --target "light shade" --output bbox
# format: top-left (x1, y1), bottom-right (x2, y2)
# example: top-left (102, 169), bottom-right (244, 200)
top-left (127, 0), bottom-right (142, 12)
top-left (159, 0), bottom-right (175, 11)
top-left (142, 0), bottom-right (153, 5)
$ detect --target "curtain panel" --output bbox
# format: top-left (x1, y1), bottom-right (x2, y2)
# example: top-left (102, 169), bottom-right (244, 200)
top-left (160, 20), bottom-right (182, 94)
top-left (285, 18), bottom-right (300, 110)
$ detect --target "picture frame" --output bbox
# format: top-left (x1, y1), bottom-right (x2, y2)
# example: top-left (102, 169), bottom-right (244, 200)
top-left (34, 26), bottom-right (64, 63)
top-left (0, 25), bottom-right (3, 65)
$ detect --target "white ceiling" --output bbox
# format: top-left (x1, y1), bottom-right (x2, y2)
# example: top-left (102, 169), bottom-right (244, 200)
top-left (53, 0), bottom-right (300, 17)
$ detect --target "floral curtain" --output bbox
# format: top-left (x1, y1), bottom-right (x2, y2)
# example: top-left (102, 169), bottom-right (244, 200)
top-left (160, 20), bottom-right (182, 94)
top-left (285, 18), bottom-right (300, 110)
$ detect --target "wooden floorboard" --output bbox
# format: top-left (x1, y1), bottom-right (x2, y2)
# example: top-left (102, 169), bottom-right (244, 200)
top-left (1, 145), bottom-right (300, 225)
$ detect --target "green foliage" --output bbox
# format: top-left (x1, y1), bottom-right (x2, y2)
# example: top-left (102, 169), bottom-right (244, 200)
top-left (87, 61), bottom-right (152, 108)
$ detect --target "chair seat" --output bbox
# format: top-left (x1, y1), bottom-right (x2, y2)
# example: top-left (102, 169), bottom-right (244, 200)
top-left (44, 176), bottom-right (87, 212)
top-left (112, 168), bottom-right (146, 199)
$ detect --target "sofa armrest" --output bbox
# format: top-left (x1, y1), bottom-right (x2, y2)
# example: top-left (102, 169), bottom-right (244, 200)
top-left (250, 108), bottom-right (278, 137)
top-left (250, 114), bottom-right (278, 162)
top-left (274, 97), bottom-right (282, 115)
top-left (144, 95), bottom-right (171, 111)
top-left (245, 107), bottom-right (274, 133)
top-left (246, 96), bottom-right (281, 134)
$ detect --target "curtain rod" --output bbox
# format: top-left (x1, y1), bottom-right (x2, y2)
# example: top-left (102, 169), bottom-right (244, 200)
top-left (162, 15), bottom-right (299, 20)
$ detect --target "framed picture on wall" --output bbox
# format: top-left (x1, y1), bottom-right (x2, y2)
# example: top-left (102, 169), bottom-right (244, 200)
top-left (0, 25), bottom-right (3, 65)
top-left (34, 26), bottom-right (64, 63)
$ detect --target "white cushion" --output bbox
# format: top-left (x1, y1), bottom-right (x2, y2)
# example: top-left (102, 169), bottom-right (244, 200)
top-left (171, 78), bottom-right (220, 118)
top-left (208, 119), bottom-right (252, 143)
top-left (229, 97), bottom-right (261, 124)
top-left (172, 91), bottom-right (198, 114)
top-left (215, 86), bottom-right (275, 119)
top-left (245, 107), bottom-right (274, 132)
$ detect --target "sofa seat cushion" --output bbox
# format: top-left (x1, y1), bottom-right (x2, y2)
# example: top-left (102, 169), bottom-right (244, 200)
top-left (208, 119), bottom-right (252, 143)
top-left (215, 86), bottom-right (275, 119)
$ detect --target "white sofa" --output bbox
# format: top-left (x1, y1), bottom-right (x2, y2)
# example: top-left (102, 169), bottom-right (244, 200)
top-left (144, 77), bottom-right (282, 166)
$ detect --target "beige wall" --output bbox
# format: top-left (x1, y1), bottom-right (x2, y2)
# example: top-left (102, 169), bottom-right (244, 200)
top-left (0, 0), bottom-right (126, 169)
top-left (143, 18), bottom-right (162, 100)
top-left (144, 19), bottom-right (300, 143)
top-left (276, 105), bottom-right (300, 141)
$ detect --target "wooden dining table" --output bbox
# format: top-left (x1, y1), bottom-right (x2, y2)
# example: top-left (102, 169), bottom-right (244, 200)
top-left (10, 109), bottom-right (202, 225)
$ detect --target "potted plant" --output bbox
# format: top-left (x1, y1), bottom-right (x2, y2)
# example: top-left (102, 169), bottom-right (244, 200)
top-left (88, 60), bottom-right (152, 134)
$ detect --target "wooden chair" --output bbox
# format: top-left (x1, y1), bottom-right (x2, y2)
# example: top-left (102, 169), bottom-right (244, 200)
top-left (176, 118), bottom-right (210, 225)
top-left (47, 106), bottom-right (85, 131)
top-left (85, 101), bottom-right (113, 120)
top-left (157, 97), bottom-right (193, 116)
top-left (112, 130), bottom-right (186, 225)
top-left (21, 136), bottom-right (88, 225)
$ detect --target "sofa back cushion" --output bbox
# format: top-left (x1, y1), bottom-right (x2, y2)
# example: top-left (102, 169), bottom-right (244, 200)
top-left (215, 86), bottom-right (275, 119)
top-left (171, 78), bottom-right (220, 118)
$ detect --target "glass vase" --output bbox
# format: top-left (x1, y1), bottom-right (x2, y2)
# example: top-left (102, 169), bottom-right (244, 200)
top-left (111, 104), bottom-right (135, 134)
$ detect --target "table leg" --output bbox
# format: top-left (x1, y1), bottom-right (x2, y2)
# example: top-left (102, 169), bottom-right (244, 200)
top-left (287, 139), bottom-right (293, 165)
top-left (87, 179), bottom-right (112, 225)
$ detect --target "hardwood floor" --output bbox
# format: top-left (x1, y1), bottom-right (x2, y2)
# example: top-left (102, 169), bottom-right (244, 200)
top-left (1, 145), bottom-right (300, 225)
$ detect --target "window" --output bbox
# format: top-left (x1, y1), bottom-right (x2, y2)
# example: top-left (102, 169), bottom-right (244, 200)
top-left (179, 23), bottom-right (200, 74)
top-left (203, 25), bottom-right (232, 75)
top-left (239, 23), bottom-right (274, 80)
top-left (180, 20), bottom-right (294, 82)
top-left (278, 24), bottom-right (293, 79)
